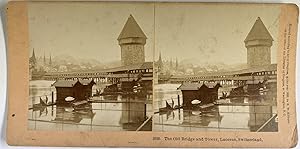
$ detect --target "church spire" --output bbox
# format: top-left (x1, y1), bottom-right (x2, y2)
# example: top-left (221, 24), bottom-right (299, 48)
top-left (43, 51), bottom-right (46, 64)
top-left (157, 52), bottom-right (163, 71)
top-left (170, 58), bottom-right (173, 68)
top-left (49, 53), bottom-right (52, 65)
top-left (175, 57), bottom-right (178, 70)
top-left (158, 52), bottom-right (162, 62)
top-left (31, 48), bottom-right (36, 64)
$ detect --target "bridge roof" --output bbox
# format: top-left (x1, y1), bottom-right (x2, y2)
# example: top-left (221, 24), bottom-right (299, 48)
top-left (178, 83), bottom-right (202, 90)
top-left (119, 77), bottom-right (136, 82)
top-left (44, 70), bottom-right (107, 76)
top-left (44, 62), bottom-right (153, 76)
top-left (78, 79), bottom-right (96, 85)
top-left (246, 80), bottom-right (263, 84)
top-left (53, 79), bottom-right (95, 87)
top-left (52, 80), bottom-right (78, 87)
top-left (178, 82), bottom-right (217, 91)
top-left (107, 73), bottom-right (139, 78)
top-left (172, 64), bottom-right (277, 78)
top-left (104, 62), bottom-right (153, 72)
top-left (230, 64), bottom-right (277, 74)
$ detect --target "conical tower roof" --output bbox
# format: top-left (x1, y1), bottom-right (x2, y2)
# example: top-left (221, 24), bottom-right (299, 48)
top-left (245, 17), bottom-right (273, 42)
top-left (118, 15), bottom-right (147, 40)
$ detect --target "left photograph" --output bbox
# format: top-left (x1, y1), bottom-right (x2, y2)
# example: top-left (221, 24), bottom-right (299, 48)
top-left (28, 2), bottom-right (154, 131)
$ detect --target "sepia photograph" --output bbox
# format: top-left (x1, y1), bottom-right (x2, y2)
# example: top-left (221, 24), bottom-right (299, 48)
top-left (6, 1), bottom-right (299, 147)
top-left (27, 2), bottom-right (280, 133)
top-left (153, 3), bottom-right (279, 132)
top-left (28, 2), bottom-right (154, 131)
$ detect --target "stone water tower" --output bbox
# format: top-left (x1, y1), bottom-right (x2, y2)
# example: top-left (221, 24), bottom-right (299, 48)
top-left (118, 15), bottom-right (147, 66)
top-left (245, 17), bottom-right (273, 68)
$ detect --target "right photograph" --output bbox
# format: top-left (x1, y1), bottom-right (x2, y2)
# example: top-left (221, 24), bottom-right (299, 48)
top-left (153, 3), bottom-right (279, 132)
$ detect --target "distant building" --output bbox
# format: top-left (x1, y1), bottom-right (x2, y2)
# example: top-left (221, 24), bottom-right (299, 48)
top-left (118, 15), bottom-right (147, 66)
top-left (245, 17), bottom-right (273, 68)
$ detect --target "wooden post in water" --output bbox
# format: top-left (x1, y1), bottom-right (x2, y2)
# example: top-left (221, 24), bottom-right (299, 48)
top-left (144, 103), bottom-right (147, 121)
top-left (177, 95), bottom-right (180, 108)
top-left (51, 90), bottom-right (54, 116)
top-left (51, 91), bottom-right (54, 104)
top-left (178, 95), bottom-right (181, 120)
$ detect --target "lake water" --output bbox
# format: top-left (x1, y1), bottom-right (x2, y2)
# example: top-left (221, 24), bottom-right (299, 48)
top-left (153, 83), bottom-right (278, 132)
top-left (28, 81), bottom-right (277, 132)
top-left (28, 80), bottom-right (152, 131)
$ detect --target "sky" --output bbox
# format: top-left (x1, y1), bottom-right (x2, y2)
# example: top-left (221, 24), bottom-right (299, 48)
top-left (155, 3), bottom-right (280, 65)
top-left (28, 2), bottom-right (280, 65)
top-left (28, 2), bottom-right (155, 63)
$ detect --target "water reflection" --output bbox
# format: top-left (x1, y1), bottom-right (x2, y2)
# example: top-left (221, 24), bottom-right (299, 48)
top-left (29, 80), bottom-right (56, 108)
top-left (120, 96), bottom-right (150, 131)
top-left (247, 96), bottom-right (277, 131)
top-left (28, 80), bottom-right (152, 131)
top-left (182, 106), bottom-right (222, 127)
top-left (53, 104), bottom-right (95, 124)
top-left (153, 83), bottom-right (277, 132)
